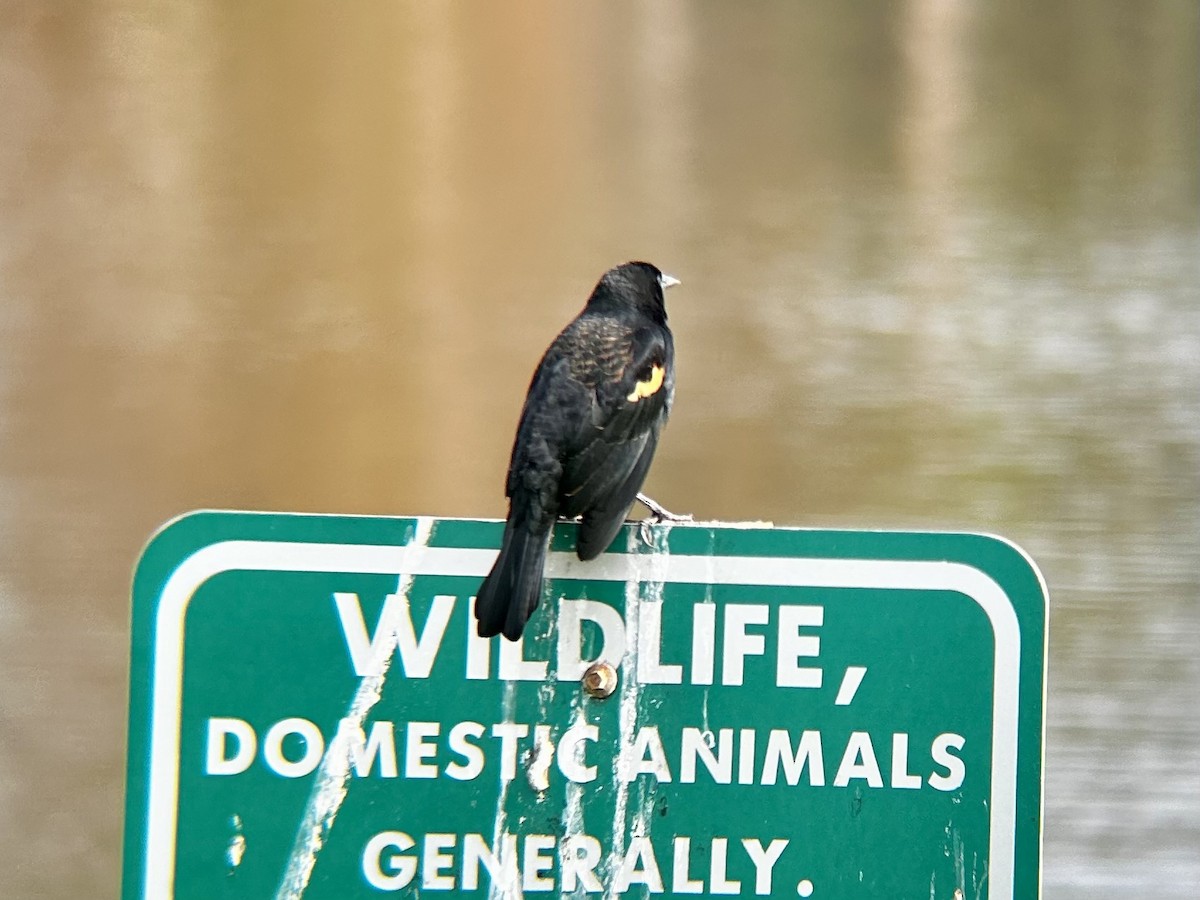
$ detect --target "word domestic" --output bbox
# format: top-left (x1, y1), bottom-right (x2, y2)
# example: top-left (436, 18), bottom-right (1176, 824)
top-left (206, 717), bottom-right (966, 792)
top-left (333, 591), bottom-right (828, 687)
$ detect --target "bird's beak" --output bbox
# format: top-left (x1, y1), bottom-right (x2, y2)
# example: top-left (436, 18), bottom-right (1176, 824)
top-left (659, 273), bottom-right (681, 290)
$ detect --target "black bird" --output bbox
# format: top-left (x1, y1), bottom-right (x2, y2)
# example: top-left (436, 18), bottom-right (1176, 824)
top-left (474, 261), bottom-right (680, 641)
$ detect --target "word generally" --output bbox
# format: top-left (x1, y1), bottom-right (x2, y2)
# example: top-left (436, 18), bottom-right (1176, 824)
top-left (361, 831), bottom-right (789, 895)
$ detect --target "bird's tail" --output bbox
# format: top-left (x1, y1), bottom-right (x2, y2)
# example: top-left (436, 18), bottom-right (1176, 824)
top-left (474, 520), bottom-right (550, 641)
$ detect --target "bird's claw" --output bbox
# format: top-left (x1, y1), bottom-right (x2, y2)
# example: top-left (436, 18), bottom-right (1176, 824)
top-left (638, 519), bottom-right (657, 547)
top-left (635, 493), bottom-right (693, 548)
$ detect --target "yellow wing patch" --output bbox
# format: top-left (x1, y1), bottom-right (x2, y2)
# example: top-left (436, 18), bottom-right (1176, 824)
top-left (627, 363), bottom-right (665, 402)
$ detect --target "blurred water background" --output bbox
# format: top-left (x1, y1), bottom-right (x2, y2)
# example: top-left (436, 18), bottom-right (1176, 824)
top-left (0, 2), bottom-right (1196, 896)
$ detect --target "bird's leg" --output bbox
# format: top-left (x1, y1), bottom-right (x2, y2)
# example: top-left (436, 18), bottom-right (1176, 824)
top-left (635, 492), bottom-right (693, 546)
top-left (636, 492), bottom-right (691, 521)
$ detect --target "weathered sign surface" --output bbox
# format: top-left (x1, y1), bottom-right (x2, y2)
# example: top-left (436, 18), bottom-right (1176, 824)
top-left (122, 512), bottom-right (1047, 898)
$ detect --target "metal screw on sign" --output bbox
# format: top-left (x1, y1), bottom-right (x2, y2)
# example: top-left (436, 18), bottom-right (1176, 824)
top-left (582, 661), bottom-right (618, 699)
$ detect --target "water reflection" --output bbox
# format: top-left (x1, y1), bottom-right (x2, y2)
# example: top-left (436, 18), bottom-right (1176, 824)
top-left (0, 2), bottom-right (1196, 896)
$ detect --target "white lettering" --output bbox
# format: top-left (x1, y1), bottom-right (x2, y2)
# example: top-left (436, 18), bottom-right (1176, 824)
top-left (638, 601), bottom-right (683, 684)
top-left (722, 605), bottom-right (769, 685)
top-left (444, 721), bottom-right (486, 781)
top-left (498, 633), bottom-right (548, 681)
top-left (561, 835), bottom-right (603, 892)
top-left (522, 834), bottom-right (556, 891)
top-left (614, 837), bottom-right (664, 893)
top-left (742, 838), bottom-right (788, 895)
top-left (557, 723), bottom-right (599, 783)
top-left (738, 729), bottom-right (756, 785)
top-left (776, 605), bottom-right (823, 688)
top-left (205, 718), bottom-right (255, 775)
top-left (461, 833), bottom-right (518, 891)
top-left (263, 717), bottom-right (323, 778)
top-left (672, 837), bottom-right (704, 894)
top-left (491, 723), bottom-right (529, 782)
top-left (403, 721), bottom-right (439, 779)
top-left (464, 598), bottom-right (490, 680)
top-left (834, 665), bottom-right (868, 705)
top-left (834, 731), bottom-right (883, 788)
top-left (213, 714), bottom-right (964, 802)
top-left (333, 592), bottom-right (454, 678)
top-left (329, 719), bottom-right (398, 778)
top-left (557, 599), bottom-right (627, 680)
top-left (928, 733), bottom-right (966, 791)
top-left (890, 733), bottom-right (922, 789)
top-left (363, 831), bottom-right (416, 890)
top-left (691, 603), bottom-right (716, 685)
top-left (680, 727), bottom-right (733, 784)
top-left (762, 729), bottom-right (825, 786)
top-left (709, 837), bottom-right (741, 894)
top-left (621, 726), bottom-right (673, 783)
top-left (422, 833), bottom-right (456, 889)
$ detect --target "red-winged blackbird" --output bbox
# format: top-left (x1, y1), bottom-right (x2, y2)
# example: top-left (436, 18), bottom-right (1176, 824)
top-left (474, 261), bottom-right (680, 641)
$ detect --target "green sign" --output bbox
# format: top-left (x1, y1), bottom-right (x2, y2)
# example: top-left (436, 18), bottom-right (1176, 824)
top-left (123, 512), bottom-right (1047, 899)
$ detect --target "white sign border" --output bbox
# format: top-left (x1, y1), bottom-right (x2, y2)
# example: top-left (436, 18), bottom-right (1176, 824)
top-left (141, 529), bottom-right (1028, 899)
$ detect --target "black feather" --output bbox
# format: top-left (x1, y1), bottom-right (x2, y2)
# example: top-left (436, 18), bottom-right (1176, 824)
top-left (474, 261), bottom-right (678, 641)
top-left (474, 519), bottom-right (550, 641)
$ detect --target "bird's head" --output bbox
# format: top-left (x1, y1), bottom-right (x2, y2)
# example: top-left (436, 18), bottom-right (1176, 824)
top-left (590, 261), bottom-right (681, 322)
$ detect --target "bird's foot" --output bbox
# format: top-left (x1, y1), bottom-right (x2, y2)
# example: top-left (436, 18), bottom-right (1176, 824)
top-left (635, 492), bottom-right (693, 547)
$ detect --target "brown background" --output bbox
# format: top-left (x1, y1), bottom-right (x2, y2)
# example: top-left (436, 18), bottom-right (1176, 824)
top-left (0, 2), bottom-right (1196, 895)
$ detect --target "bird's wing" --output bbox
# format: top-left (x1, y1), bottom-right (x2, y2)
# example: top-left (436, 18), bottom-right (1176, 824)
top-left (558, 324), bottom-right (671, 525)
top-left (572, 429), bottom-right (660, 560)
top-left (504, 353), bottom-right (584, 521)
